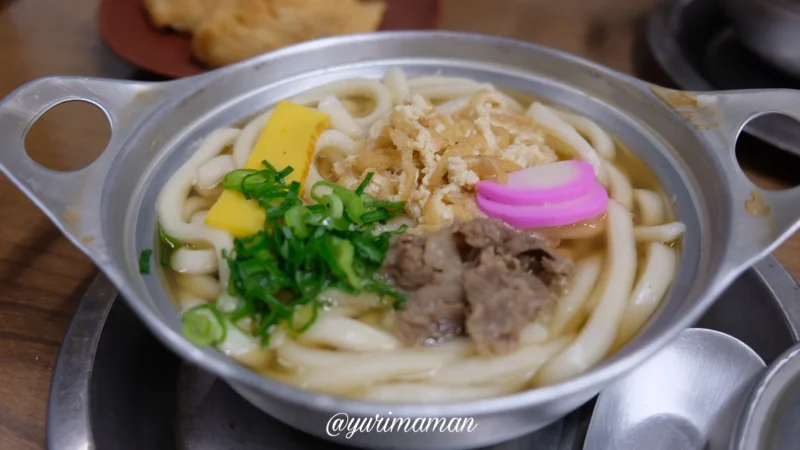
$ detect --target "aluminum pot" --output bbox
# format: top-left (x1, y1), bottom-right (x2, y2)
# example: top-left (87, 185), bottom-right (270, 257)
top-left (1, 32), bottom-right (800, 450)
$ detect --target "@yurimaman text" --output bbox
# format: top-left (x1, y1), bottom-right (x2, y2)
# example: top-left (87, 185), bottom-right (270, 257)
top-left (326, 413), bottom-right (478, 438)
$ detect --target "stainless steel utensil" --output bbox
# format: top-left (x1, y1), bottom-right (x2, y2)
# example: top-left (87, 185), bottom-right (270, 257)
top-left (2, 31), bottom-right (800, 450)
top-left (724, 0), bottom-right (800, 78)
top-left (583, 328), bottom-right (766, 450)
top-left (732, 339), bottom-right (800, 449)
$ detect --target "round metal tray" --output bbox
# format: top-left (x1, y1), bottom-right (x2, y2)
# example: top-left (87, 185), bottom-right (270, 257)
top-left (46, 256), bottom-right (800, 450)
top-left (645, 0), bottom-right (800, 158)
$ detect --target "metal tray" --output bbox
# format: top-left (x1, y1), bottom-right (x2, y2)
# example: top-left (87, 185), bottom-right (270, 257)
top-left (644, 0), bottom-right (800, 158)
top-left (46, 256), bottom-right (800, 450)
top-left (734, 340), bottom-right (800, 450)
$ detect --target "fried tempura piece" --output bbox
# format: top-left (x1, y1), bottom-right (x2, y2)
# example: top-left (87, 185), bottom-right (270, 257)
top-left (191, 0), bottom-right (387, 68)
top-left (144, 0), bottom-right (222, 33)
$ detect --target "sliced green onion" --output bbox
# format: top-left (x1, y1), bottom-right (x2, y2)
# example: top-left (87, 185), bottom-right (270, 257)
top-left (182, 304), bottom-right (227, 346)
top-left (159, 227), bottom-right (181, 248)
top-left (158, 227), bottom-right (181, 268)
top-left (330, 237), bottom-right (361, 289)
top-left (286, 181), bottom-right (302, 203)
top-left (139, 249), bottom-right (153, 274)
top-left (305, 204), bottom-right (327, 213)
top-left (369, 200), bottom-right (406, 209)
top-left (260, 160), bottom-right (278, 172)
top-left (289, 301), bottom-right (319, 333)
top-left (284, 205), bottom-right (311, 239)
top-left (355, 172), bottom-right (375, 196)
top-left (319, 215), bottom-right (353, 231)
top-left (321, 194), bottom-right (344, 219)
top-left (222, 169), bottom-right (258, 190)
top-left (241, 171), bottom-right (276, 192)
top-left (257, 292), bottom-right (292, 316)
top-left (336, 189), bottom-right (365, 224)
top-left (360, 209), bottom-right (392, 224)
top-left (353, 238), bottom-right (385, 263)
top-left (159, 251), bottom-right (171, 268)
top-left (276, 166), bottom-right (294, 181)
top-left (310, 181), bottom-right (341, 202)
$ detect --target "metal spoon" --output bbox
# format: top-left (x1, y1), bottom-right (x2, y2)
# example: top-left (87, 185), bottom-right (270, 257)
top-left (583, 328), bottom-right (766, 450)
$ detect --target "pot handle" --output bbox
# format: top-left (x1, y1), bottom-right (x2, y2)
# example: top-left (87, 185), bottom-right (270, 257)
top-left (658, 88), bottom-right (800, 279)
top-left (0, 76), bottom-right (168, 262)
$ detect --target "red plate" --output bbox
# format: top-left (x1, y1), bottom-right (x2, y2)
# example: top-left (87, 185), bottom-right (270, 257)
top-left (98, 0), bottom-right (442, 79)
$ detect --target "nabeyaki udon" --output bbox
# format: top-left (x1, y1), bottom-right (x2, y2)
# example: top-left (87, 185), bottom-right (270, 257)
top-left (140, 68), bottom-right (684, 402)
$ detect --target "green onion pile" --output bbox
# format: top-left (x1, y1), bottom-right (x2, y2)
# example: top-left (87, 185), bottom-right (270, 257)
top-left (143, 161), bottom-right (408, 347)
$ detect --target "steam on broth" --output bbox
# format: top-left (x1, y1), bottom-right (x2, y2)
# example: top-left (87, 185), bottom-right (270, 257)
top-left (144, 68), bottom-right (685, 402)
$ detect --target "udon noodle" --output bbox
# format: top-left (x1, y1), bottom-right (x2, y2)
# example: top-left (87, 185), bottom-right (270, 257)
top-left (153, 68), bottom-right (684, 402)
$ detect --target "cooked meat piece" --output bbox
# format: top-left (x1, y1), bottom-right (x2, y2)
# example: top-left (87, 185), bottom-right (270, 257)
top-left (454, 217), bottom-right (511, 250)
top-left (385, 218), bottom-right (573, 353)
top-left (383, 230), bottom-right (462, 291)
top-left (384, 229), bottom-right (466, 345)
top-left (383, 234), bottom-right (432, 291)
top-left (396, 282), bottom-right (466, 345)
top-left (455, 218), bottom-right (557, 256)
top-left (456, 218), bottom-right (574, 293)
top-left (464, 248), bottom-right (554, 354)
top-left (518, 248), bottom-right (574, 295)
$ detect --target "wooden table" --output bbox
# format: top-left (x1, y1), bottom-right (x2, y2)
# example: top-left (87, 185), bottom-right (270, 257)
top-left (1, 0), bottom-right (798, 448)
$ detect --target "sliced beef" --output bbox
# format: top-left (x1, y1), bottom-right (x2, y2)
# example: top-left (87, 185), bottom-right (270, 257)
top-left (395, 281), bottom-right (466, 345)
top-left (383, 218), bottom-right (573, 354)
top-left (382, 234), bottom-right (433, 290)
top-left (384, 229), bottom-right (466, 345)
top-left (455, 216), bottom-right (557, 251)
top-left (518, 249), bottom-right (574, 295)
top-left (455, 219), bottom-right (574, 295)
top-left (383, 231), bottom-right (462, 290)
top-left (464, 248), bottom-right (553, 354)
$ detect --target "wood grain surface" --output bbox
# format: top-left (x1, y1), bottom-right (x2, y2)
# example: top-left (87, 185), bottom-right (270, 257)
top-left (1, 0), bottom-right (799, 449)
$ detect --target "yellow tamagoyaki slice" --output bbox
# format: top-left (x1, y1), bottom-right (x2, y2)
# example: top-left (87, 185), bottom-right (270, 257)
top-left (204, 101), bottom-right (330, 237)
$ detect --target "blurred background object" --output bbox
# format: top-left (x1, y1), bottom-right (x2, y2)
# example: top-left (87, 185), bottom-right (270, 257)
top-left (441, 0), bottom-right (657, 74)
top-left (642, 0), bottom-right (800, 158)
top-left (99, 0), bottom-right (440, 77)
top-left (723, 0), bottom-right (800, 78)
